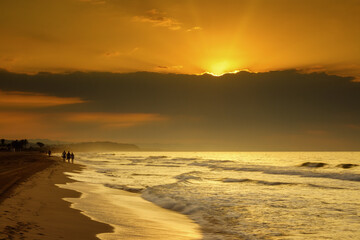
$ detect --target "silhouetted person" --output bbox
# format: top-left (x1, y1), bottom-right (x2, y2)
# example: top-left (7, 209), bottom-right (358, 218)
top-left (48, 150), bottom-right (51, 157)
top-left (62, 151), bottom-right (66, 162)
top-left (70, 152), bottom-right (74, 163)
top-left (67, 151), bottom-right (71, 162)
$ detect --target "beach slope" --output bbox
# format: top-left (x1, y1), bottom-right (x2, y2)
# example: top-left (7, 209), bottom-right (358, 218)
top-left (0, 153), bottom-right (112, 240)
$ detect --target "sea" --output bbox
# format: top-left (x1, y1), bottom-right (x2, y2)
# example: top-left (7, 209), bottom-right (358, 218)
top-left (60, 152), bottom-right (360, 240)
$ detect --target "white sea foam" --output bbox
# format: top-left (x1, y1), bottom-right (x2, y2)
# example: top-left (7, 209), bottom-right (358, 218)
top-left (190, 161), bottom-right (360, 182)
top-left (69, 152), bottom-right (360, 240)
top-left (103, 183), bottom-right (144, 193)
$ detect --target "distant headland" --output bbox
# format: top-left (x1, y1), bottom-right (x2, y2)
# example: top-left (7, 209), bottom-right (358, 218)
top-left (0, 138), bottom-right (140, 152)
top-left (52, 141), bottom-right (140, 152)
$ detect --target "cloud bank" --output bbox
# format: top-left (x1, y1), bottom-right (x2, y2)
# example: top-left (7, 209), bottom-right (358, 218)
top-left (0, 69), bottom-right (359, 150)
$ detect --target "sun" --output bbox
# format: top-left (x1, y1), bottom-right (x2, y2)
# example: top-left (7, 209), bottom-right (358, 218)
top-left (202, 60), bottom-right (241, 76)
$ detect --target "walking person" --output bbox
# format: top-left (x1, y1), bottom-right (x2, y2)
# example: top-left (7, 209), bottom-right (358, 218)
top-left (62, 151), bottom-right (66, 162)
top-left (67, 151), bottom-right (71, 162)
top-left (70, 152), bottom-right (75, 163)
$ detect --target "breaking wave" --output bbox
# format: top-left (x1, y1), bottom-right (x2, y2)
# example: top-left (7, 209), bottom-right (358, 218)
top-left (221, 178), bottom-right (345, 189)
top-left (103, 183), bottom-right (144, 193)
top-left (300, 162), bottom-right (327, 167)
top-left (337, 163), bottom-right (359, 169)
top-left (190, 162), bottom-right (360, 182)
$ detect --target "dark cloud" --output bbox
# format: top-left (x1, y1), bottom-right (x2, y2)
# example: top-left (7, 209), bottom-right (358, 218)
top-left (0, 69), bottom-right (359, 150)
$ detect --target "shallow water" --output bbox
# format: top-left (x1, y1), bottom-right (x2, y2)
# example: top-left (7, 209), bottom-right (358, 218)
top-left (60, 181), bottom-right (201, 240)
top-left (64, 152), bottom-right (360, 239)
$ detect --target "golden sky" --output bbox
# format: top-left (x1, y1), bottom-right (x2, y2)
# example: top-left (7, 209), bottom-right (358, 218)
top-left (1, 0), bottom-right (360, 150)
top-left (0, 0), bottom-right (359, 78)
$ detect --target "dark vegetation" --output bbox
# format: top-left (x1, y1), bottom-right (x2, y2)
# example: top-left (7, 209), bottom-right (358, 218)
top-left (1, 138), bottom-right (139, 153)
top-left (0, 138), bottom-right (46, 152)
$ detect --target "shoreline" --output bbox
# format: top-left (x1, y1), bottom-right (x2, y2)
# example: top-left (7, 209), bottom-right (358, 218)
top-left (0, 153), bottom-right (113, 239)
top-left (0, 152), bottom-right (202, 240)
top-left (60, 181), bottom-right (202, 240)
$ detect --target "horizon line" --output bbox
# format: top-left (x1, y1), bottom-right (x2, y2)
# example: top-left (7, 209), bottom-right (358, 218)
top-left (0, 67), bottom-right (354, 80)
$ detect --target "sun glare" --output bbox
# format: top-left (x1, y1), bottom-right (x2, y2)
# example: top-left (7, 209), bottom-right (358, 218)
top-left (201, 60), bottom-right (242, 77)
top-left (208, 61), bottom-right (231, 76)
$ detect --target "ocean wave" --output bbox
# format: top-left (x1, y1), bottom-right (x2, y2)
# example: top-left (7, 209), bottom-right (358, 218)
top-left (79, 159), bottom-right (110, 165)
top-left (145, 164), bottom-right (181, 167)
top-left (129, 159), bottom-right (145, 163)
top-left (255, 169), bottom-right (360, 182)
top-left (96, 169), bottom-right (119, 177)
top-left (162, 161), bottom-right (186, 165)
top-left (174, 171), bottom-right (204, 181)
top-left (202, 159), bottom-right (234, 164)
top-left (190, 162), bottom-right (360, 182)
top-left (141, 179), bottom-right (347, 240)
top-left (141, 185), bottom-right (256, 240)
top-left (146, 155), bottom-right (168, 160)
top-left (306, 183), bottom-right (345, 190)
top-left (222, 178), bottom-right (294, 186)
top-left (337, 163), bottom-right (359, 169)
top-left (142, 189), bottom-right (203, 214)
top-left (103, 183), bottom-right (144, 193)
top-left (99, 153), bottom-right (116, 156)
top-left (300, 162), bottom-right (327, 168)
top-left (171, 157), bottom-right (200, 161)
top-left (75, 152), bottom-right (360, 240)
top-left (132, 173), bottom-right (164, 176)
top-left (124, 156), bottom-right (145, 159)
top-left (221, 178), bottom-right (345, 189)
top-left (96, 168), bottom-right (115, 173)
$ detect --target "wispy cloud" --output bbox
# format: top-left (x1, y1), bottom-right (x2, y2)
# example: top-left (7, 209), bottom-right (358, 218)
top-left (104, 51), bottom-right (121, 57)
top-left (63, 112), bottom-right (167, 128)
top-left (103, 47), bottom-right (139, 58)
top-left (0, 90), bottom-right (86, 107)
top-left (155, 65), bottom-right (183, 72)
top-left (298, 64), bottom-right (360, 82)
top-left (0, 111), bottom-right (167, 139)
top-left (187, 26), bottom-right (202, 32)
top-left (133, 9), bottom-right (182, 30)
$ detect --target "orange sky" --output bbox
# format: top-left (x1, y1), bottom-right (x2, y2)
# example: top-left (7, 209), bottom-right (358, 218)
top-left (1, 0), bottom-right (360, 150)
top-left (0, 90), bottom-right (85, 107)
top-left (0, 0), bottom-right (359, 79)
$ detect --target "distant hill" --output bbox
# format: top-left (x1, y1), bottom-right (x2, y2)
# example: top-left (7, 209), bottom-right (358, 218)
top-left (52, 141), bottom-right (139, 152)
top-left (29, 139), bottom-right (69, 145)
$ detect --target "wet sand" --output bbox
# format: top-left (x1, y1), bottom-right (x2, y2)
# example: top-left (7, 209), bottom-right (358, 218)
top-left (61, 182), bottom-right (202, 240)
top-left (0, 152), bottom-right (202, 240)
top-left (0, 152), bottom-right (112, 240)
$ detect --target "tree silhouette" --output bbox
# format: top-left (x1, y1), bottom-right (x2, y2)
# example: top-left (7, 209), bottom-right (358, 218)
top-left (20, 139), bottom-right (28, 150)
top-left (1, 139), bottom-right (4, 146)
top-left (37, 142), bottom-right (45, 148)
top-left (11, 140), bottom-right (21, 151)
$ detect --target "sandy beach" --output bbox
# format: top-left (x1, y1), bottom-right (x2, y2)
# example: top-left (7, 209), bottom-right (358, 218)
top-left (0, 152), bottom-right (112, 240)
top-left (0, 152), bottom-right (53, 203)
top-left (60, 182), bottom-right (202, 240)
top-left (0, 152), bottom-right (202, 240)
